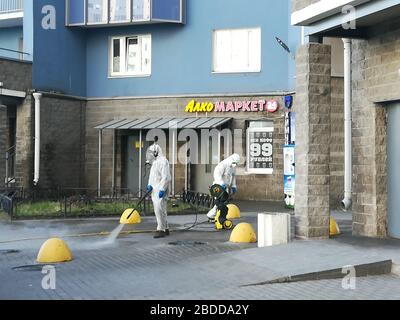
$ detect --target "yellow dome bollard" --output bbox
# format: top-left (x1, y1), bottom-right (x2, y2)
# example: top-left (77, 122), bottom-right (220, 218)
top-left (229, 223), bottom-right (257, 243)
top-left (330, 217), bottom-right (341, 236)
top-left (120, 209), bottom-right (142, 225)
top-left (37, 238), bottom-right (73, 263)
top-left (227, 204), bottom-right (241, 219)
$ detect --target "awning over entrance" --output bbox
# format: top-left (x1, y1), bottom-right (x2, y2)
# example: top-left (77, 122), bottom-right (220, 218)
top-left (94, 117), bottom-right (232, 130)
top-left (94, 117), bottom-right (232, 198)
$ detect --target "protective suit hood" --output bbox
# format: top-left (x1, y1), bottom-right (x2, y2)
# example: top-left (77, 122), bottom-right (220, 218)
top-left (212, 153), bottom-right (240, 188)
top-left (224, 153), bottom-right (240, 167)
top-left (146, 144), bottom-right (164, 165)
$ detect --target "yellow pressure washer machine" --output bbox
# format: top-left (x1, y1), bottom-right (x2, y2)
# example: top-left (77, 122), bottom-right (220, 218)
top-left (209, 184), bottom-right (234, 230)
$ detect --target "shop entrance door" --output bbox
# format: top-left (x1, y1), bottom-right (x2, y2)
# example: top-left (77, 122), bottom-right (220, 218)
top-left (125, 135), bottom-right (151, 197)
top-left (387, 102), bottom-right (400, 238)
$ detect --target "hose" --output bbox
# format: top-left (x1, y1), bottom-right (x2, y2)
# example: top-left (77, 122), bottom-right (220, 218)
top-left (0, 194), bottom-right (222, 245)
top-left (0, 209), bottom-right (215, 245)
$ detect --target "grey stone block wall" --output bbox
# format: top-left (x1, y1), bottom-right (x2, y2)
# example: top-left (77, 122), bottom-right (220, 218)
top-left (294, 43), bottom-right (331, 239)
top-left (0, 105), bottom-right (6, 187)
top-left (38, 95), bottom-right (86, 190)
top-left (0, 58), bottom-right (32, 92)
top-left (85, 95), bottom-right (286, 201)
top-left (13, 94), bottom-right (86, 190)
top-left (352, 37), bottom-right (389, 238)
top-left (330, 77), bottom-right (344, 208)
top-left (365, 18), bottom-right (400, 103)
top-left (15, 96), bottom-right (34, 189)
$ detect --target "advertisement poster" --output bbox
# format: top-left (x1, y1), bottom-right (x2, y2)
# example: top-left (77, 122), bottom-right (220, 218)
top-left (284, 145), bottom-right (295, 209)
top-left (246, 126), bottom-right (274, 174)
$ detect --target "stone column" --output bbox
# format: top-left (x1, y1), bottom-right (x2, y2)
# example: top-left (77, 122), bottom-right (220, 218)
top-left (0, 105), bottom-right (6, 188)
top-left (294, 43), bottom-right (332, 239)
top-left (15, 95), bottom-right (34, 189)
top-left (351, 39), bottom-right (388, 238)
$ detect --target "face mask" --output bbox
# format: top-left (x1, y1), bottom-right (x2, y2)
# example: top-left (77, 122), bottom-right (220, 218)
top-left (146, 148), bottom-right (158, 165)
top-left (231, 163), bottom-right (237, 168)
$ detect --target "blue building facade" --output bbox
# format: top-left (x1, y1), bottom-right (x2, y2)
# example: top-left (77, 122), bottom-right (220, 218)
top-left (1, 0), bottom-right (302, 203)
top-left (28, 0), bottom-right (298, 98)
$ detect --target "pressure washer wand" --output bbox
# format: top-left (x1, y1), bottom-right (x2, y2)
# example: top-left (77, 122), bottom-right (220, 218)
top-left (126, 190), bottom-right (152, 220)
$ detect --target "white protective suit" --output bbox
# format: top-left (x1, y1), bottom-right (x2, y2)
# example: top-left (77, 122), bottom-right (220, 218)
top-left (207, 153), bottom-right (240, 219)
top-left (147, 145), bottom-right (172, 231)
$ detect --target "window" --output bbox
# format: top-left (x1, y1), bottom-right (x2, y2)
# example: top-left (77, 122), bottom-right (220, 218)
top-left (88, 0), bottom-right (108, 24)
top-left (110, 0), bottom-right (131, 23)
top-left (67, 0), bottom-right (85, 25)
top-left (132, 0), bottom-right (151, 21)
top-left (66, 0), bottom-right (184, 26)
top-left (110, 35), bottom-right (151, 77)
top-left (213, 28), bottom-right (261, 73)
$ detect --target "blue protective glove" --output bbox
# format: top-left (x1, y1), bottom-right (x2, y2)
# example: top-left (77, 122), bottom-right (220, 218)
top-left (231, 187), bottom-right (237, 195)
top-left (146, 185), bottom-right (153, 193)
top-left (221, 184), bottom-right (226, 191)
top-left (159, 190), bottom-right (166, 199)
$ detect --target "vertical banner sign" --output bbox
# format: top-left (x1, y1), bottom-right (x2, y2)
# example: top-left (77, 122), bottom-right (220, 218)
top-left (283, 145), bottom-right (295, 209)
top-left (246, 125), bottom-right (274, 174)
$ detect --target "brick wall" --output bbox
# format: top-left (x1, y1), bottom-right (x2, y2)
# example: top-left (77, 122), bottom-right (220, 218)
top-left (0, 58), bottom-right (32, 92)
top-left (351, 34), bottom-right (390, 238)
top-left (350, 17), bottom-right (400, 237)
top-left (13, 94), bottom-right (86, 190)
top-left (330, 77), bottom-right (344, 208)
top-left (85, 95), bottom-right (286, 201)
top-left (294, 42), bottom-right (331, 239)
top-left (38, 95), bottom-right (86, 189)
top-left (365, 19), bottom-right (400, 103)
top-left (15, 96), bottom-right (34, 189)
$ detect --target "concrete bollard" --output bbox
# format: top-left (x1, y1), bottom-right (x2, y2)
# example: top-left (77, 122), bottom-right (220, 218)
top-left (258, 213), bottom-right (291, 247)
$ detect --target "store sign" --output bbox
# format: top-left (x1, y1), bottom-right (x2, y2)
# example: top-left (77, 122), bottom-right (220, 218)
top-left (246, 126), bottom-right (274, 174)
top-left (185, 99), bottom-right (279, 113)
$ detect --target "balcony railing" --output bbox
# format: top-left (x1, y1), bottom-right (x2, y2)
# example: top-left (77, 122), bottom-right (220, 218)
top-left (66, 0), bottom-right (185, 27)
top-left (0, 0), bottom-right (23, 14)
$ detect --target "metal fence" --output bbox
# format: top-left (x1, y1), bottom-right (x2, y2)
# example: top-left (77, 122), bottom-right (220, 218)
top-left (0, 187), bottom-right (152, 220)
top-left (0, 0), bottom-right (23, 14)
top-left (182, 190), bottom-right (215, 209)
top-left (0, 187), bottom-right (212, 220)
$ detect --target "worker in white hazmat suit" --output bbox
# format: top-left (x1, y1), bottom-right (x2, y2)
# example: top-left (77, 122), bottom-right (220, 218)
top-left (146, 144), bottom-right (172, 238)
top-left (207, 153), bottom-right (241, 221)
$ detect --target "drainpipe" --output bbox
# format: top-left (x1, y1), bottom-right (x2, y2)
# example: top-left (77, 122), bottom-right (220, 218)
top-left (341, 39), bottom-right (352, 211)
top-left (33, 92), bottom-right (42, 186)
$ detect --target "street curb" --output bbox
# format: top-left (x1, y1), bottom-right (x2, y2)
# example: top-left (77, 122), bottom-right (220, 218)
top-left (241, 260), bottom-right (393, 286)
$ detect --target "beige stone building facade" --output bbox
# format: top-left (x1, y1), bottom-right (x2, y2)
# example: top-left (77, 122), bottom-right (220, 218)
top-left (292, 0), bottom-right (400, 239)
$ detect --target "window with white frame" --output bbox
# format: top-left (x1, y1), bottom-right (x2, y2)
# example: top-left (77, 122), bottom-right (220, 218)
top-left (88, 0), bottom-right (108, 24)
top-left (132, 0), bottom-right (151, 21)
top-left (110, 34), bottom-right (151, 77)
top-left (213, 28), bottom-right (261, 73)
top-left (110, 0), bottom-right (131, 23)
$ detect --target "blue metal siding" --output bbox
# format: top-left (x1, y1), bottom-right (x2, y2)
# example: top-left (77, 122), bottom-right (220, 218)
top-left (32, 0), bottom-right (86, 96)
top-left (152, 0), bottom-right (181, 21)
top-left (86, 0), bottom-right (296, 98)
top-left (68, 0), bottom-right (85, 25)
